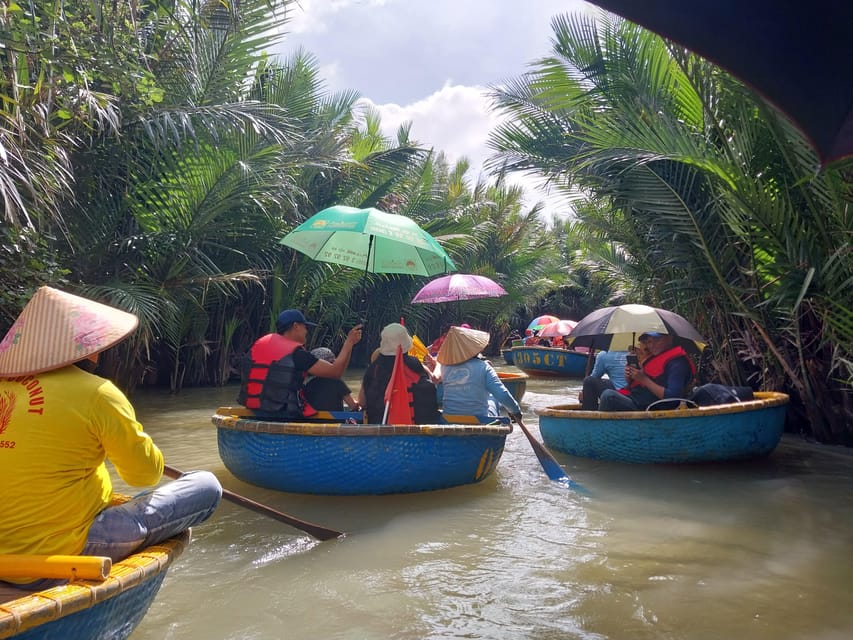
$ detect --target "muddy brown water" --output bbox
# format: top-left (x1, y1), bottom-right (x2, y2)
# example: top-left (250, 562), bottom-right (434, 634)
top-left (125, 368), bottom-right (853, 639)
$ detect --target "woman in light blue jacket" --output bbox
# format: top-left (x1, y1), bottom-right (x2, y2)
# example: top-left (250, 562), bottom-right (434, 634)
top-left (436, 326), bottom-right (522, 421)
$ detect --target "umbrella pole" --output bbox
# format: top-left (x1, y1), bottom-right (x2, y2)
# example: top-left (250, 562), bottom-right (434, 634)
top-left (358, 235), bottom-right (374, 320)
top-left (584, 339), bottom-right (596, 377)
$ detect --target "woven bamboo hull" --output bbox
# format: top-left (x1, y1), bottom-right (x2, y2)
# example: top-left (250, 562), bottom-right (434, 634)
top-left (497, 371), bottom-right (528, 403)
top-left (535, 391), bottom-right (789, 464)
top-left (213, 410), bottom-right (511, 495)
top-left (510, 347), bottom-right (588, 378)
top-left (501, 348), bottom-right (514, 365)
top-left (0, 531), bottom-right (190, 640)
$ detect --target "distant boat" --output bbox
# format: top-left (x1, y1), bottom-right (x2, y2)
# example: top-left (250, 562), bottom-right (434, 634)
top-left (213, 409), bottom-right (512, 495)
top-left (535, 391), bottom-right (789, 464)
top-left (497, 370), bottom-right (528, 403)
top-left (0, 530), bottom-right (189, 639)
top-left (509, 346), bottom-right (588, 378)
top-left (500, 338), bottom-right (523, 365)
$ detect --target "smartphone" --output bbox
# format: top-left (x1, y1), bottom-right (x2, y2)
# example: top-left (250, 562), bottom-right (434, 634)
top-left (626, 354), bottom-right (639, 368)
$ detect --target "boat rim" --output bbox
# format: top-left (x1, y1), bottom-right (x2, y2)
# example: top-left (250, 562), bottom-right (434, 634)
top-left (212, 411), bottom-right (513, 437)
top-left (0, 530), bottom-right (190, 638)
top-left (534, 390), bottom-right (789, 420)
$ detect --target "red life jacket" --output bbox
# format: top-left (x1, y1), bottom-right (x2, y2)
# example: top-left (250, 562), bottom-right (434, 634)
top-left (363, 355), bottom-right (439, 424)
top-left (619, 345), bottom-right (696, 396)
top-left (237, 334), bottom-right (306, 415)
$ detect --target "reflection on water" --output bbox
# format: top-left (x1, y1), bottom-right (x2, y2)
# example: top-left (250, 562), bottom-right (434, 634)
top-left (128, 369), bottom-right (853, 639)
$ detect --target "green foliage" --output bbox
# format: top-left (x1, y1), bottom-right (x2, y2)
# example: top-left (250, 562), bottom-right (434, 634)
top-left (0, 0), bottom-right (579, 396)
top-left (488, 11), bottom-right (853, 441)
top-left (0, 226), bottom-right (69, 330)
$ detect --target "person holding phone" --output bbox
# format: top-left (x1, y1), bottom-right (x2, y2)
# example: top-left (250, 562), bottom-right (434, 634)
top-left (579, 348), bottom-right (629, 410)
top-left (238, 309), bottom-right (363, 419)
top-left (599, 332), bottom-right (696, 411)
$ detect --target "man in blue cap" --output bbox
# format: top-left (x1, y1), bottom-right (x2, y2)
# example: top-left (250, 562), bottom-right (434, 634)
top-left (238, 309), bottom-right (362, 418)
top-left (599, 332), bottom-right (695, 411)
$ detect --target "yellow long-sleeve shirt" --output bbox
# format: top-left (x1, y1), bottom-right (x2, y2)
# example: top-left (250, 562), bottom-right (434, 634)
top-left (0, 365), bottom-right (163, 563)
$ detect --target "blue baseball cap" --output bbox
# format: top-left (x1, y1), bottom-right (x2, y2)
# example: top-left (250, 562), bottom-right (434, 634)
top-left (276, 309), bottom-right (317, 331)
top-left (639, 331), bottom-right (665, 340)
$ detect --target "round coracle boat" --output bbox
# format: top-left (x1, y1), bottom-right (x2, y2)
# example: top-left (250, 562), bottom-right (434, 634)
top-left (213, 408), bottom-right (512, 495)
top-left (497, 370), bottom-right (528, 403)
top-left (0, 530), bottom-right (190, 639)
top-left (535, 391), bottom-right (789, 464)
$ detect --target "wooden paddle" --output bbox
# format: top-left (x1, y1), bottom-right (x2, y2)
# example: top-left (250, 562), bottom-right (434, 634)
top-left (163, 464), bottom-right (344, 541)
top-left (514, 418), bottom-right (576, 487)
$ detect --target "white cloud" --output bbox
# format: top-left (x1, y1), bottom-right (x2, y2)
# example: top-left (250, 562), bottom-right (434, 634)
top-left (274, 0), bottom-right (593, 222)
top-left (363, 84), bottom-right (500, 174)
top-left (362, 86), bottom-right (574, 222)
top-left (284, 0), bottom-right (394, 35)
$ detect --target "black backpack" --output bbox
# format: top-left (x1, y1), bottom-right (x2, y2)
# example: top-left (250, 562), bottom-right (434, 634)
top-left (689, 383), bottom-right (754, 406)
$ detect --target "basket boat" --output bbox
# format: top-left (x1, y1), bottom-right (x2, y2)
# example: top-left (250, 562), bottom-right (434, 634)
top-left (535, 391), bottom-right (789, 464)
top-left (509, 346), bottom-right (588, 378)
top-left (0, 530), bottom-right (190, 639)
top-left (497, 371), bottom-right (528, 403)
top-left (212, 408), bottom-right (512, 495)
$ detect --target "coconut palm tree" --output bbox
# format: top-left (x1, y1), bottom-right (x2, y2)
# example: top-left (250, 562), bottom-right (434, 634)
top-left (51, 0), bottom-right (320, 389)
top-left (488, 11), bottom-right (852, 441)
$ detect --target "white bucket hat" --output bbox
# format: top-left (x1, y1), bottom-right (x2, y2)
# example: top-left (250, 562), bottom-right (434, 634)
top-left (437, 326), bottom-right (490, 365)
top-left (379, 323), bottom-right (413, 356)
top-left (0, 286), bottom-right (138, 377)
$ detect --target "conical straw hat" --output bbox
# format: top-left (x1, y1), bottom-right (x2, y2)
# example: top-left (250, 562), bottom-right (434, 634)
top-left (0, 286), bottom-right (138, 377)
top-left (437, 326), bottom-right (490, 365)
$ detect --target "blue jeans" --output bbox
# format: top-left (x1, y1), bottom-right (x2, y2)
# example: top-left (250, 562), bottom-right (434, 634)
top-left (599, 388), bottom-right (640, 411)
top-left (13, 470), bottom-right (222, 591)
top-left (83, 470), bottom-right (222, 560)
top-left (582, 376), bottom-right (615, 410)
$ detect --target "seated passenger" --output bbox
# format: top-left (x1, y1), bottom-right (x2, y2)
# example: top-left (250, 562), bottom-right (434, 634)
top-left (359, 323), bottom-right (439, 424)
top-left (304, 347), bottom-right (360, 412)
top-left (599, 332), bottom-right (695, 411)
top-left (523, 329), bottom-right (540, 346)
top-left (0, 287), bottom-right (222, 591)
top-left (237, 309), bottom-right (362, 419)
top-left (437, 326), bottom-right (522, 422)
top-left (579, 349), bottom-right (629, 410)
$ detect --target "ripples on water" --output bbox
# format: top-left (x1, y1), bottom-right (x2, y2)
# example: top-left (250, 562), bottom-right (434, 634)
top-left (126, 370), bottom-right (853, 640)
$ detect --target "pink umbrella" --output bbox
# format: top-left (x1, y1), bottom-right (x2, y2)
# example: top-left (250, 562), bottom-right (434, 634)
top-left (412, 274), bottom-right (507, 304)
top-left (538, 319), bottom-right (578, 338)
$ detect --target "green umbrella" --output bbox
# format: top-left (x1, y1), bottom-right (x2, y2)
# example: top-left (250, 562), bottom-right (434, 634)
top-left (280, 205), bottom-right (456, 277)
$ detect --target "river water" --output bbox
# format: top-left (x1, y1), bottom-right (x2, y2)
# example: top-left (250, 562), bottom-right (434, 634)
top-left (127, 368), bottom-right (853, 640)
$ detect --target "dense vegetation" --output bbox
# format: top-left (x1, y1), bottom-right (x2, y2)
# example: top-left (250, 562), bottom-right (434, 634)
top-left (1, 2), bottom-right (850, 442)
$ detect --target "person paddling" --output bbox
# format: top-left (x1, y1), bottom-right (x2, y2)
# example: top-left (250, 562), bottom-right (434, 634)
top-left (0, 287), bottom-right (222, 591)
top-left (437, 326), bottom-right (523, 421)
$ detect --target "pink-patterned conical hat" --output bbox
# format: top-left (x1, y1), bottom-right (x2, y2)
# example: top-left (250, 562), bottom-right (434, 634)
top-left (0, 286), bottom-right (138, 376)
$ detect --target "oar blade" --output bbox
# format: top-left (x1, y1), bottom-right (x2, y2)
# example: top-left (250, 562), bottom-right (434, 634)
top-left (516, 420), bottom-right (583, 490)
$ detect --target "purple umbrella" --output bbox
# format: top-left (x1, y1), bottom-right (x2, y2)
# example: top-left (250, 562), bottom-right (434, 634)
top-left (412, 274), bottom-right (507, 304)
top-left (412, 274), bottom-right (507, 322)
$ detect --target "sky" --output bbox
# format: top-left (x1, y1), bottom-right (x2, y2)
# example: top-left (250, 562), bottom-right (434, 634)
top-left (270, 0), bottom-right (599, 221)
